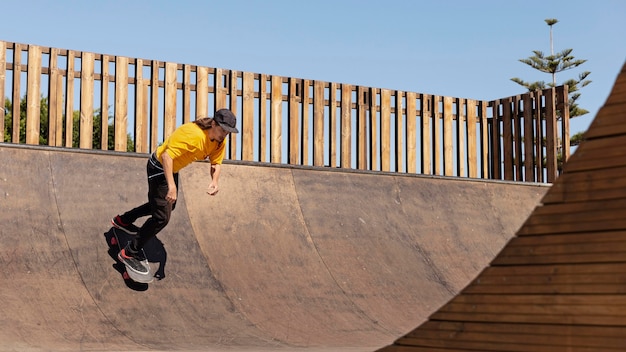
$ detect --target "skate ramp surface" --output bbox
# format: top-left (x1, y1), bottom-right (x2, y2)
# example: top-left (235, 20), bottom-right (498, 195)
top-left (0, 143), bottom-right (546, 351)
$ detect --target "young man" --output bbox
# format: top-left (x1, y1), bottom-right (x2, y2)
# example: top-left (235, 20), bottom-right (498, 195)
top-left (112, 108), bottom-right (238, 274)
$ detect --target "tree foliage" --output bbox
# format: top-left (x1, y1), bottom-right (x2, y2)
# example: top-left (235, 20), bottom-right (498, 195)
top-left (3, 95), bottom-right (134, 151)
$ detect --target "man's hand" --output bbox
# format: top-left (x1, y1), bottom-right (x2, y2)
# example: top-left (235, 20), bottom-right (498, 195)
top-left (166, 185), bottom-right (177, 204)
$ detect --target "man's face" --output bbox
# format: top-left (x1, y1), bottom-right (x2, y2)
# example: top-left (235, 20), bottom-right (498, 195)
top-left (210, 122), bottom-right (230, 143)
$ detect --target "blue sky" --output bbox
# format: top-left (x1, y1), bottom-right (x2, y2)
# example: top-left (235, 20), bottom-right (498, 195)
top-left (1, 0), bottom-right (624, 136)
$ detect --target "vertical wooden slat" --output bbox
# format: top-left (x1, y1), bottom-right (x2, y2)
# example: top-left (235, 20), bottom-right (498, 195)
top-left (513, 95), bottom-right (523, 181)
top-left (523, 94), bottom-right (535, 182)
top-left (163, 62), bottom-right (177, 138)
top-left (432, 95), bottom-right (442, 175)
top-left (100, 55), bottom-right (110, 150)
top-left (47, 49), bottom-right (59, 146)
top-left (258, 74), bottom-right (267, 162)
top-left (406, 92), bottom-right (417, 173)
top-left (370, 87), bottom-right (378, 171)
top-left (357, 86), bottom-right (367, 169)
top-left (442, 96), bottom-right (453, 176)
top-left (545, 87), bottom-right (558, 182)
top-left (395, 91), bottom-right (404, 173)
top-left (214, 68), bottom-right (227, 110)
top-left (467, 99), bottom-right (477, 178)
top-left (288, 78), bottom-right (300, 164)
top-left (64, 50), bottom-right (75, 147)
top-left (229, 70), bottom-right (238, 160)
top-left (329, 82), bottom-right (337, 168)
top-left (11, 44), bottom-right (22, 143)
top-left (196, 66), bottom-right (209, 118)
top-left (270, 75), bottom-right (282, 163)
top-left (150, 60), bottom-right (159, 151)
top-left (182, 64), bottom-right (191, 124)
top-left (421, 94), bottom-right (432, 175)
top-left (456, 98), bottom-right (466, 177)
top-left (301, 79), bottom-right (310, 165)
top-left (313, 80), bottom-right (325, 166)
top-left (79, 51), bottom-right (94, 149)
top-left (340, 83), bottom-right (352, 168)
top-left (135, 59), bottom-right (147, 153)
top-left (380, 88), bottom-right (391, 172)
top-left (114, 56), bottom-right (128, 151)
top-left (502, 97), bottom-right (514, 180)
top-left (491, 101), bottom-right (502, 180)
top-left (242, 71), bottom-right (254, 161)
top-left (0, 41), bottom-right (6, 142)
top-left (559, 85), bottom-right (570, 165)
top-left (534, 90), bottom-right (544, 182)
top-left (479, 101), bottom-right (489, 179)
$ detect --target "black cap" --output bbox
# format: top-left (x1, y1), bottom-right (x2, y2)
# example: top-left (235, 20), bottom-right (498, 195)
top-left (214, 109), bottom-right (239, 133)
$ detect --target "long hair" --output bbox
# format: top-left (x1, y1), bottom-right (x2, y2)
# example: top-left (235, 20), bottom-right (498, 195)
top-left (194, 117), bottom-right (214, 130)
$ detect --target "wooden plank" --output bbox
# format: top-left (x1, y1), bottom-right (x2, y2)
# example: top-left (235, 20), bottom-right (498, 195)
top-left (490, 101), bottom-right (501, 179)
top-left (214, 68), bottom-right (227, 110)
top-left (357, 86), bottom-right (367, 169)
top-left (432, 95), bottom-right (441, 175)
top-left (442, 96), bottom-right (453, 176)
top-left (228, 70), bottom-right (238, 160)
top-left (258, 74), bottom-right (267, 162)
top-left (270, 75), bottom-right (282, 163)
top-left (584, 103), bottom-right (626, 140)
top-left (456, 98), bottom-right (466, 177)
top-left (544, 87), bottom-right (558, 182)
top-left (466, 99), bottom-right (477, 178)
top-left (150, 60), bottom-right (159, 151)
top-left (79, 51), bottom-right (94, 149)
top-left (395, 91), bottom-right (403, 173)
top-left (242, 71), bottom-right (254, 161)
top-left (65, 50), bottom-right (75, 148)
top-left (479, 101), bottom-right (488, 178)
top-left (543, 165), bottom-right (626, 203)
top-left (370, 87), bottom-right (378, 171)
top-left (0, 41), bottom-right (5, 142)
top-left (134, 59), bottom-right (147, 153)
top-left (501, 97), bottom-right (514, 180)
top-left (513, 95), bottom-right (523, 181)
top-left (163, 62), bottom-right (178, 138)
top-left (288, 78), bottom-right (300, 164)
top-left (313, 80), bottom-right (324, 166)
top-left (99, 54), bottom-right (109, 150)
top-left (558, 85), bottom-right (570, 164)
top-left (11, 43), bottom-right (22, 143)
top-left (340, 83), bottom-right (352, 168)
top-left (406, 92), bottom-right (417, 173)
top-left (380, 88), bottom-right (391, 172)
top-left (301, 79), bottom-right (310, 165)
top-left (26, 45), bottom-right (42, 145)
top-left (114, 56), bottom-right (128, 151)
top-left (523, 93), bottom-right (535, 182)
top-left (47, 48), bottom-right (59, 146)
top-left (421, 94), bottom-right (432, 174)
top-left (534, 90), bottom-right (544, 182)
top-left (329, 82), bottom-right (337, 168)
top-left (196, 66), bottom-right (209, 117)
top-left (181, 64), bottom-right (191, 124)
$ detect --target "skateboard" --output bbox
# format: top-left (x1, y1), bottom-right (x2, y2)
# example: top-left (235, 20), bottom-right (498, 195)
top-left (110, 228), bottom-right (154, 283)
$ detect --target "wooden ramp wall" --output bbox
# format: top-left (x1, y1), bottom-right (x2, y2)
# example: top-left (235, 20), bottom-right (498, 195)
top-left (377, 62), bottom-right (626, 351)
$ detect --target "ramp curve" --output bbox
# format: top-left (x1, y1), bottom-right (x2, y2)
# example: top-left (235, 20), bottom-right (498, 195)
top-left (0, 144), bottom-right (546, 351)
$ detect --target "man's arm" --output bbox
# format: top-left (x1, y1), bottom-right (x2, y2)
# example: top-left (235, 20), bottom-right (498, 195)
top-left (207, 163), bottom-right (221, 195)
top-left (161, 151), bottom-right (178, 203)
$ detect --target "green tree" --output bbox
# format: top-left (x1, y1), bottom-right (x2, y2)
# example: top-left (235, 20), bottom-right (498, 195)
top-left (3, 96), bottom-right (134, 151)
top-left (511, 18), bottom-right (591, 147)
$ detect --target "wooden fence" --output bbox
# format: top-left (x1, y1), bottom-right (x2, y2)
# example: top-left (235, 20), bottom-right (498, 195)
top-left (0, 40), bottom-right (569, 182)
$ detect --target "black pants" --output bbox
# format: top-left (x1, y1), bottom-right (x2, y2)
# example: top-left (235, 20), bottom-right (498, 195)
top-left (120, 153), bottom-right (178, 251)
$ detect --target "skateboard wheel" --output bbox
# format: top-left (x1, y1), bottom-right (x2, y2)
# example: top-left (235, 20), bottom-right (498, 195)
top-left (122, 272), bottom-right (130, 280)
top-left (110, 237), bottom-right (118, 246)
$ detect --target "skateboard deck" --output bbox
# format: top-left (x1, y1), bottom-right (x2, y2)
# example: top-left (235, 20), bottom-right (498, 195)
top-left (110, 228), bottom-right (154, 283)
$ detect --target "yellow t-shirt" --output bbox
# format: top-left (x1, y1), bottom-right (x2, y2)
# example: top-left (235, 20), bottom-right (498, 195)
top-left (155, 122), bottom-right (226, 173)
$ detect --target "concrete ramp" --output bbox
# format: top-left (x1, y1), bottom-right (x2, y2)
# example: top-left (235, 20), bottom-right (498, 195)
top-left (0, 144), bottom-right (546, 351)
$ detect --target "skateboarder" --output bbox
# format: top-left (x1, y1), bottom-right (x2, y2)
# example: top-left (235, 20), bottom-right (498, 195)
top-left (112, 108), bottom-right (238, 274)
